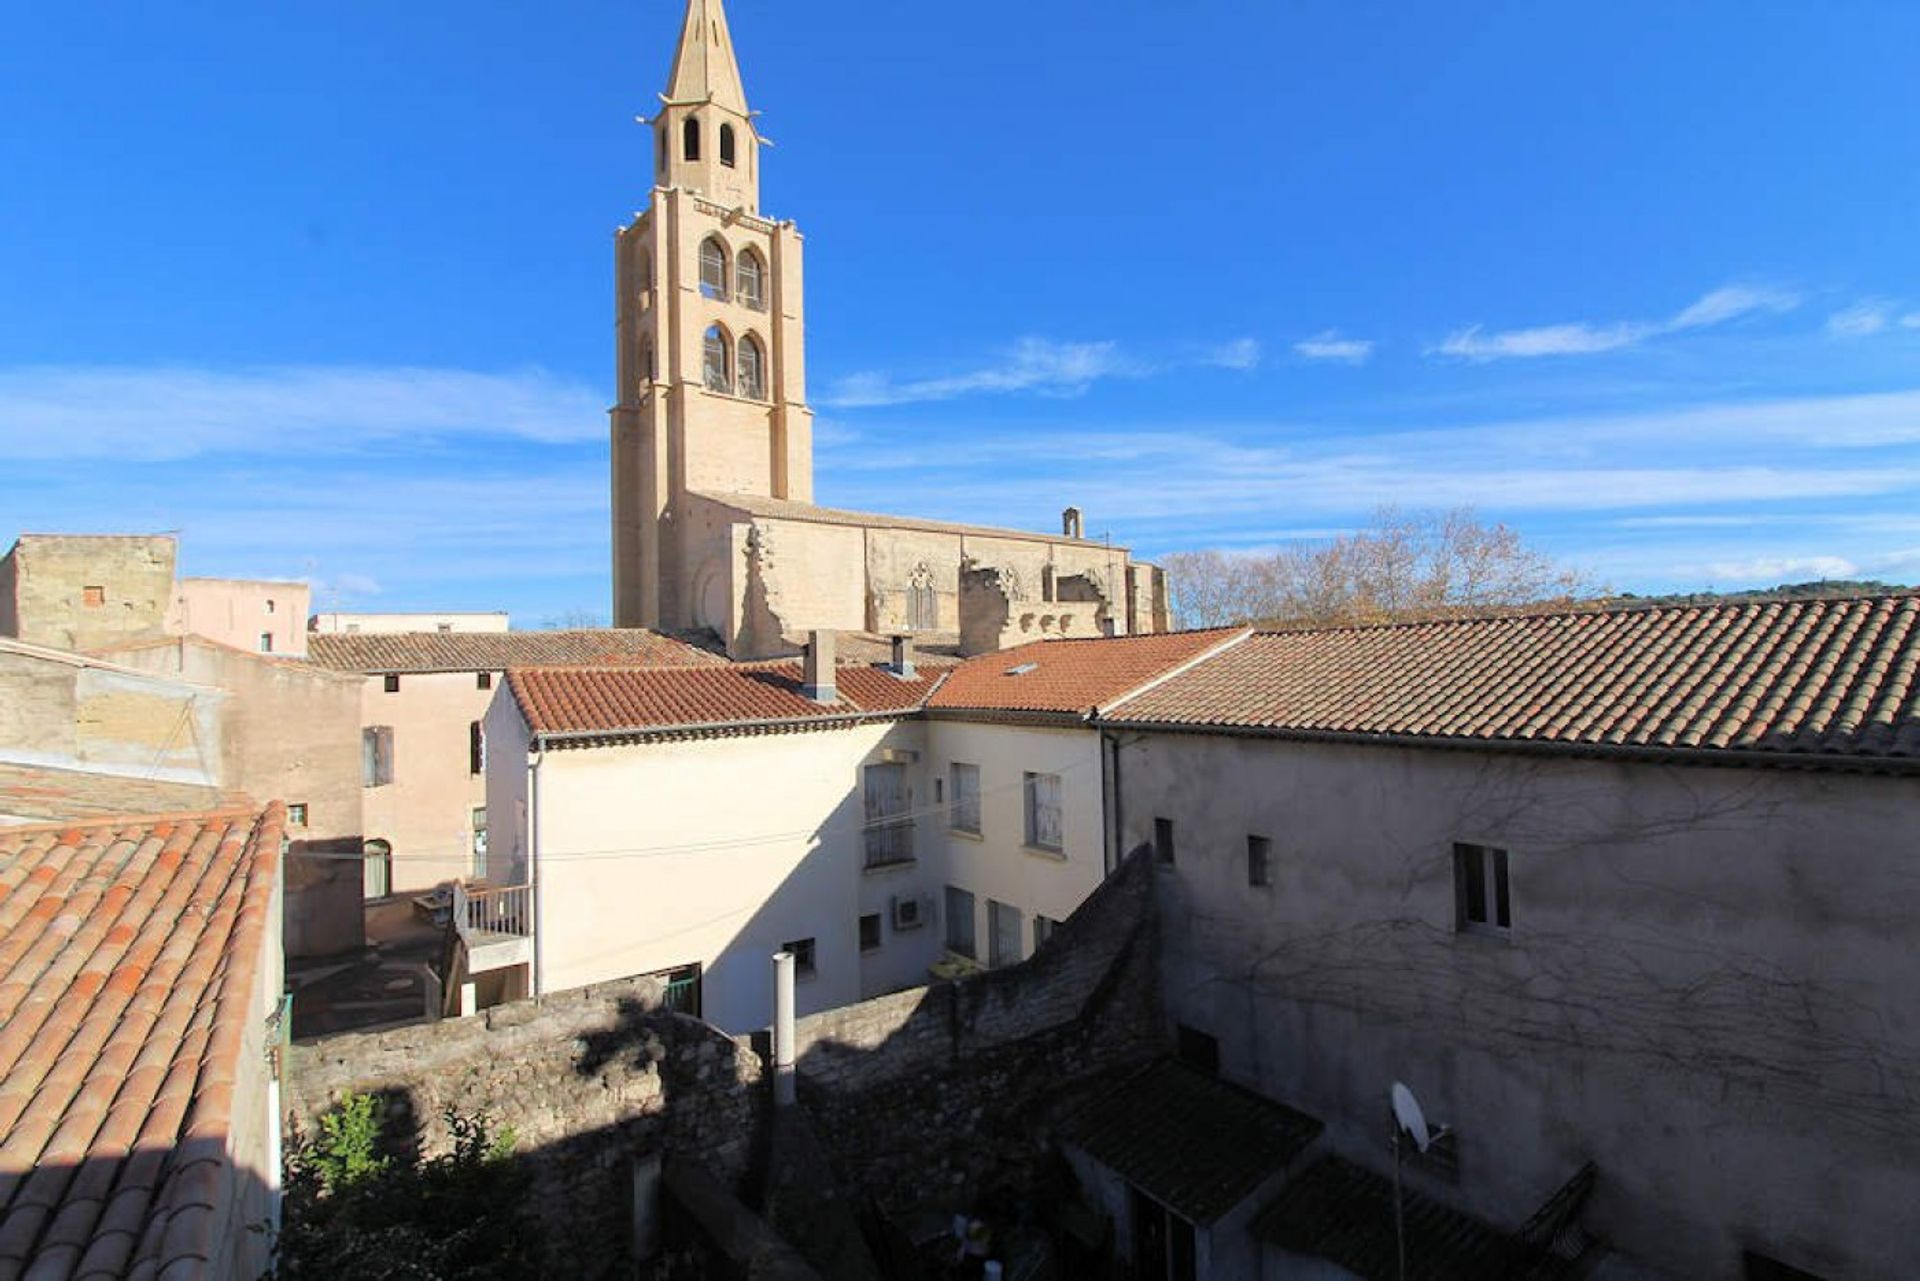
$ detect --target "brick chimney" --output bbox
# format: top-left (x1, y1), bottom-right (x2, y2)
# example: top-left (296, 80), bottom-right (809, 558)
top-left (890, 634), bottom-right (916, 679)
top-left (802, 630), bottom-right (837, 703)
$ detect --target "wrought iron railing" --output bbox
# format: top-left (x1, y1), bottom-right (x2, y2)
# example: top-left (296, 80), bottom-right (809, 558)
top-left (863, 818), bottom-right (914, 868)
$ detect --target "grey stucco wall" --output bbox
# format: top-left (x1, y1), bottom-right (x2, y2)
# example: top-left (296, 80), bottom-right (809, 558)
top-left (1118, 732), bottom-right (1919, 1280)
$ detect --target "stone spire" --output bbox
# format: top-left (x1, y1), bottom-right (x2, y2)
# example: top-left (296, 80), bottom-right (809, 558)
top-left (664, 0), bottom-right (749, 116)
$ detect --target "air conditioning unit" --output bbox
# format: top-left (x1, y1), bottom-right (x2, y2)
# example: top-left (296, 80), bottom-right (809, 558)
top-left (891, 894), bottom-right (928, 931)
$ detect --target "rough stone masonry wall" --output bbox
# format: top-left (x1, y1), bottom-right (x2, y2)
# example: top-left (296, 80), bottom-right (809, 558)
top-left (786, 849), bottom-right (1163, 1215)
top-left (288, 975), bottom-right (765, 1279)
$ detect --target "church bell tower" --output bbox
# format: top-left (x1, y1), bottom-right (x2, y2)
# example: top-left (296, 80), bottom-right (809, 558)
top-left (611, 0), bottom-right (813, 630)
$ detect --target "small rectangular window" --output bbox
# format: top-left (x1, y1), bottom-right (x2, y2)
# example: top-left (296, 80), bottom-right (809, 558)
top-left (858, 913), bottom-right (882, 952)
top-left (287, 803), bottom-right (308, 827)
top-left (944, 885), bottom-right (976, 959)
top-left (82, 585), bottom-right (105, 607)
top-left (1454, 843), bottom-right (1512, 933)
top-left (1154, 817), bottom-right (1176, 866)
top-left (265, 598), bottom-right (276, 614)
top-left (362, 726), bottom-right (394, 788)
top-left (469, 721), bottom-right (485, 776)
top-left (477, 672), bottom-right (493, 691)
top-left (471, 806), bottom-right (488, 878)
top-left (383, 673), bottom-right (401, 694)
top-left (1023, 772), bottom-right (1062, 851)
top-left (1247, 835), bottom-right (1271, 887)
top-left (258, 632), bottom-right (274, 653)
top-left (950, 762), bottom-right (981, 835)
top-left (781, 937), bottom-right (816, 980)
top-left (1033, 915), bottom-right (1057, 952)
top-left (988, 899), bottom-right (1023, 968)
top-left (437, 623), bottom-right (453, 634)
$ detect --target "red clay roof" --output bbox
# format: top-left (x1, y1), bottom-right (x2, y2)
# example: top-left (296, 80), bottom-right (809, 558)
top-left (928, 629), bottom-right (1251, 716)
top-left (1105, 594), bottom-right (1920, 764)
top-left (509, 662), bottom-right (944, 737)
top-left (0, 804), bottom-right (283, 1279)
top-left (305, 627), bottom-right (729, 675)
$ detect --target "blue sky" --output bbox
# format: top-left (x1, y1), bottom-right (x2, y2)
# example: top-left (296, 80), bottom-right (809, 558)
top-left (3, 0), bottom-right (1918, 622)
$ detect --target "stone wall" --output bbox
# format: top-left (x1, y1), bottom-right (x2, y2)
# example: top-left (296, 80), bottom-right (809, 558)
top-left (0, 533), bottom-right (177, 651)
top-left (288, 975), bottom-right (766, 1279)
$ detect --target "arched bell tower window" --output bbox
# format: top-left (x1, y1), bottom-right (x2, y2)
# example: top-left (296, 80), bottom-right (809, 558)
top-left (719, 123), bottom-right (737, 168)
top-left (699, 238), bottom-right (730, 301)
top-left (736, 249), bottom-right (766, 311)
top-left (656, 126), bottom-right (668, 175)
top-left (738, 334), bottom-right (767, 400)
top-left (703, 324), bottom-right (733, 394)
top-left (683, 117), bottom-right (702, 162)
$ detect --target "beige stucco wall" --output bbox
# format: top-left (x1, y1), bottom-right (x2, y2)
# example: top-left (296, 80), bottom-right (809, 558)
top-left (0, 641), bottom-right (225, 784)
top-left (496, 715), bottom-right (944, 1032)
top-left (172, 578), bottom-right (310, 657)
top-left (360, 669), bottom-right (496, 894)
top-left (1120, 731), bottom-right (1920, 1280)
top-left (924, 719), bottom-right (1110, 966)
top-left (215, 842), bottom-right (285, 1281)
top-left (0, 534), bottom-right (177, 651)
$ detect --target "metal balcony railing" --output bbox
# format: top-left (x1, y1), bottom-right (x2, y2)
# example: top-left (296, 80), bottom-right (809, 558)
top-left (453, 881), bottom-right (531, 943)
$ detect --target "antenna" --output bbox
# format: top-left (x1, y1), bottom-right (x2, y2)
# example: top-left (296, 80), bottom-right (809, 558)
top-left (1391, 1081), bottom-right (1431, 1153)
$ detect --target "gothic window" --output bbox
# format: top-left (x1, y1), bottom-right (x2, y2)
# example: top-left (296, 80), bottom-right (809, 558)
top-left (703, 324), bottom-right (732, 393)
top-left (737, 334), bottom-right (767, 399)
top-left (699, 237), bottom-right (730, 301)
top-left (907, 564), bottom-right (938, 630)
top-left (736, 249), bottom-right (766, 310)
top-left (683, 116), bottom-right (702, 161)
top-left (719, 122), bottom-right (737, 168)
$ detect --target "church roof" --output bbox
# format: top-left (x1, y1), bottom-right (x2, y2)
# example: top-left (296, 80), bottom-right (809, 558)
top-left (664, 0), bottom-right (749, 115)
top-left (305, 628), bottom-right (728, 675)
top-left (1104, 592), bottom-right (1920, 769)
top-left (689, 490), bottom-right (1132, 552)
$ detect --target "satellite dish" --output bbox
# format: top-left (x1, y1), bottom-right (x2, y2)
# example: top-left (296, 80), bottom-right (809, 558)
top-left (1391, 1082), bottom-right (1432, 1153)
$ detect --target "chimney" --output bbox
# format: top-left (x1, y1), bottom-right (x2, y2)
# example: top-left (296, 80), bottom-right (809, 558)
top-left (802, 629), bottom-right (837, 703)
top-left (1062, 506), bottom-right (1084, 539)
top-left (890, 634), bottom-right (916, 679)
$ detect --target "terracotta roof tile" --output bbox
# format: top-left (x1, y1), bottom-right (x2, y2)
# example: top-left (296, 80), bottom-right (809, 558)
top-left (1105, 594), bottom-right (1920, 766)
top-left (509, 661), bottom-right (943, 737)
top-left (0, 804), bottom-right (282, 1280)
top-left (304, 627), bottom-right (729, 674)
top-left (0, 765), bottom-right (239, 826)
top-left (928, 628), bottom-right (1250, 716)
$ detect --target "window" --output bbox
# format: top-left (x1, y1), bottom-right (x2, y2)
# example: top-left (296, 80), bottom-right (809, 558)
top-left (652, 962), bottom-right (702, 1016)
top-left (477, 672), bottom-right (492, 691)
top-left (469, 721), bottom-right (485, 776)
top-left (988, 899), bottom-right (1023, 968)
top-left (657, 125), bottom-right (668, 173)
top-left (1247, 835), bottom-right (1271, 887)
top-left (1033, 915), bottom-right (1057, 952)
top-left (682, 116), bottom-right (701, 161)
top-left (82, 585), bottom-right (105, 607)
top-left (642, 336), bottom-right (656, 382)
top-left (361, 726), bottom-right (394, 788)
top-left (737, 334), bottom-right (767, 400)
top-left (859, 913), bottom-right (882, 952)
top-left (265, 598), bottom-right (276, 614)
top-left (781, 937), bottom-right (816, 981)
top-left (258, 633), bottom-right (273, 653)
top-left (1454, 843), bottom-right (1511, 933)
top-left (383, 673), bottom-right (401, 694)
top-left (949, 763), bottom-right (981, 835)
top-left (362, 839), bottom-right (392, 901)
top-left (736, 249), bottom-right (766, 310)
top-left (1024, 772), bottom-right (1063, 852)
top-left (471, 807), bottom-right (488, 878)
top-left (719, 122), bottom-right (737, 167)
top-left (944, 885), bottom-right (976, 958)
top-left (437, 623), bottom-right (453, 634)
top-left (702, 324), bottom-right (732, 393)
top-left (1154, 817), bottom-right (1176, 866)
top-left (908, 580), bottom-right (938, 631)
top-left (699, 238), bottom-right (729, 301)
top-left (287, 803), bottom-right (308, 827)
top-left (1176, 1024), bottom-right (1220, 1074)
top-left (863, 762), bottom-right (913, 867)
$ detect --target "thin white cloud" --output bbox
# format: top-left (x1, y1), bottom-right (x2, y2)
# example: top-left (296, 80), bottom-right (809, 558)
top-left (1204, 338), bottom-right (1264, 371)
top-left (0, 364), bottom-right (603, 461)
top-left (1293, 331), bottom-right (1375, 365)
top-left (1433, 284), bottom-right (1800, 362)
top-left (1901, 313), bottom-right (1920, 330)
top-left (1701, 554), bottom-right (1860, 583)
top-left (1827, 299), bottom-right (1897, 338)
top-left (820, 334), bottom-right (1262, 408)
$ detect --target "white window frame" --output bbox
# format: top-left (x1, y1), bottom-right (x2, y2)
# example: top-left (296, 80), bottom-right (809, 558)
top-left (1023, 772), bottom-right (1063, 853)
top-left (949, 762), bottom-right (981, 835)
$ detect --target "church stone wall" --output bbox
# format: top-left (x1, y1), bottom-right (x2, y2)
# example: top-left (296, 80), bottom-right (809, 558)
top-left (862, 528), bottom-right (965, 635)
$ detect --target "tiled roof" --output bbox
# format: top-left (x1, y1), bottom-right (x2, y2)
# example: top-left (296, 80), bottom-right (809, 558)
top-left (0, 764), bottom-right (238, 825)
top-left (1105, 594), bottom-right (1920, 765)
top-left (0, 805), bottom-right (283, 1279)
top-left (691, 489), bottom-right (1129, 550)
top-left (1252, 1155), bottom-right (1526, 1281)
top-left (509, 662), bottom-right (944, 738)
top-left (1060, 1060), bottom-right (1324, 1225)
top-left (929, 629), bottom-right (1250, 716)
top-left (304, 627), bottom-right (730, 675)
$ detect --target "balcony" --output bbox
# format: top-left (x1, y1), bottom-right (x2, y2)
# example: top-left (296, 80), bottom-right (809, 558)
top-left (863, 819), bottom-right (915, 871)
top-left (453, 881), bottom-right (532, 975)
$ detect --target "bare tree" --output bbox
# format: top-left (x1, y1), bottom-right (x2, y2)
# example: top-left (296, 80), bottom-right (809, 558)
top-left (1164, 507), bottom-right (1593, 628)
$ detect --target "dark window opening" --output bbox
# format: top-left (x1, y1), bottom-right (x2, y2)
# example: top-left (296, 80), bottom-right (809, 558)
top-left (1154, 817), bottom-right (1176, 865)
top-left (383, 673), bottom-right (400, 694)
top-left (682, 116), bottom-right (701, 161)
top-left (859, 913), bottom-right (882, 952)
top-left (477, 672), bottom-right (492, 690)
top-left (781, 937), bottom-right (816, 980)
top-left (1454, 843), bottom-right (1512, 932)
top-left (719, 122), bottom-right (737, 167)
top-left (1743, 1252), bottom-right (1828, 1281)
top-left (1248, 834), bottom-right (1271, 886)
top-left (1176, 1024), bottom-right (1220, 1074)
top-left (469, 721), bottom-right (484, 776)
top-left (944, 885), bottom-right (976, 958)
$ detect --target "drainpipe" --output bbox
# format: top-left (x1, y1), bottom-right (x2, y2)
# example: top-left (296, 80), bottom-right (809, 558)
top-left (772, 950), bottom-right (796, 1107)
top-left (528, 745), bottom-right (545, 998)
top-left (1102, 729), bottom-right (1125, 876)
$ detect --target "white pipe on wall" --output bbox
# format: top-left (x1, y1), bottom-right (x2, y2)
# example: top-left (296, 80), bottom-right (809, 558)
top-left (772, 950), bottom-right (796, 1106)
